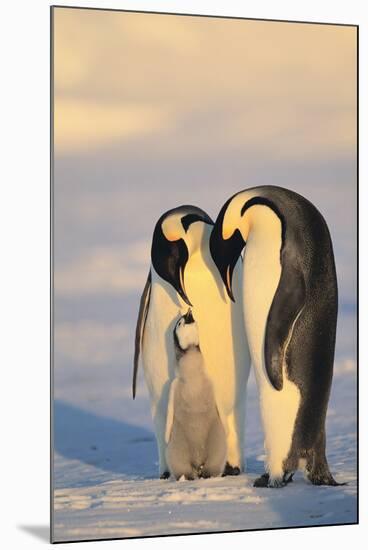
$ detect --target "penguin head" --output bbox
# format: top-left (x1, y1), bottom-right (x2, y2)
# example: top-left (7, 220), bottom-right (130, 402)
top-left (174, 308), bottom-right (200, 352)
top-left (210, 189), bottom-right (285, 301)
top-left (151, 205), bottom-right (214, 306)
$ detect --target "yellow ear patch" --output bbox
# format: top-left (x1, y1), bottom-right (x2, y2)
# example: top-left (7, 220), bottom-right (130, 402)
top-left (222, 224), bottom-right (235, 240)
top-left (162, 216), bottom-right (182, 242)
top-left (165, 231), bottom-right (181, 242)
top-left (222, 210), bottom-right (251, 241)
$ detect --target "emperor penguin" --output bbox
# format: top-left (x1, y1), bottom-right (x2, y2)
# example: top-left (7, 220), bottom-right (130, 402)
top-left (209, 185), bottom-right (341, 488)
top-left (133, 205), bottom-right (251, 479)
top-left (165, 309), bottom-right (227, 480)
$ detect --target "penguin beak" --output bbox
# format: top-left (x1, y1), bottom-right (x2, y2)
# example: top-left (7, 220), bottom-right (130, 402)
top-left (210, 210), bottom-right (245, 302)
top-left (184, 308), bottom-right (195, 324)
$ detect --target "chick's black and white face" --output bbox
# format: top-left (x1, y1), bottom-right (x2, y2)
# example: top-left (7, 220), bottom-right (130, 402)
top-left (174, 310), bottom-right (199, 351)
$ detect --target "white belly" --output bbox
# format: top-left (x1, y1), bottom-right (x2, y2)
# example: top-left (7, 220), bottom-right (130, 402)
top-left (243, 206), bottom-right (301, 478)
top-left (142, 271), bottom-right (186, 408)
top-left (185, 253), bottom-right (250, 415)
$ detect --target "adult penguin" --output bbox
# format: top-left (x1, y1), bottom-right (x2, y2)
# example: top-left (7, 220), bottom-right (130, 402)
top-left (133, 205), bottom-right (250, 479)
top-left (209, 185), bottom-right (341, 488)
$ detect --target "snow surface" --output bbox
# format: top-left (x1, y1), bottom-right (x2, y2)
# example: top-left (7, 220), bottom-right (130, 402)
top-left (53, 328), bottom-right (357, 542)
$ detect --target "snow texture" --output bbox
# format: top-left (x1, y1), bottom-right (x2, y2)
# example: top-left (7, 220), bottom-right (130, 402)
top-left (53, 339), bottom-right (357, 542)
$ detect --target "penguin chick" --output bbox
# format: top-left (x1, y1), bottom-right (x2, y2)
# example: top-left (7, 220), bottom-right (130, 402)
top-left (165, 309), bottom-right (227, 480)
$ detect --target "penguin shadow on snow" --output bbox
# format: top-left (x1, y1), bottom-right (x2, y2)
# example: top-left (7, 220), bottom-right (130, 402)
top-left (54, 399), bottom-right (158, 483)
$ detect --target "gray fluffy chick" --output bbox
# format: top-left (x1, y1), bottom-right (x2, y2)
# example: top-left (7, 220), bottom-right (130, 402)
top-left (165, 308), bottom-right (227, 480)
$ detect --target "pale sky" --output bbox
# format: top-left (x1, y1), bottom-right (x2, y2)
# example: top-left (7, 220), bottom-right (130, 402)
top-left (53, 8), bottom-right (357, 372)
top-left (54, 8), bottom-right (356, 159)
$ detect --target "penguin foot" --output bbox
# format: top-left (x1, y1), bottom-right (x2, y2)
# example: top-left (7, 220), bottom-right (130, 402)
top-left (308, 473), bottom-right (347, 486)
top-left (197, 464), bottom-right (208, 478)
top-left (160, 471), bottom-right (170, 480)
top-left (306, 461), bottom-right (346, 486)
top-left (253, 473), bottom-right (270, 487)
top-left (268, 476), bottom-right (286, 489)
top-left (222, 462), bottom-right (241, 477)
top-left (254, 473), bottom-right (291, 488)
top-left (283, 472), bottom-right (294, 484)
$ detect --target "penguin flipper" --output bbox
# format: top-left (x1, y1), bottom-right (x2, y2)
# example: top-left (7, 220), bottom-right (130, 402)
top-left (264, 262), bottom-right (306, 390)
top-left (132, 271), bottom-right (152, 399)
top-left (165, 379), bottom-right (178, 444)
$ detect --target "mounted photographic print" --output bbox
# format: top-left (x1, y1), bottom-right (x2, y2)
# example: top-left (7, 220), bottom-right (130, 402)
top-left (51, 5), bottom-right (358, 543)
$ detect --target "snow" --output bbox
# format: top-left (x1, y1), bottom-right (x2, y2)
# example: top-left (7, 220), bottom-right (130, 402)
top-left (52, 315), bottom-right (357, 542)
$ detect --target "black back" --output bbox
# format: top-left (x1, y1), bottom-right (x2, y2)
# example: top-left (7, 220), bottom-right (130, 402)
top-left (238, 186), bottom-right (338, 397)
